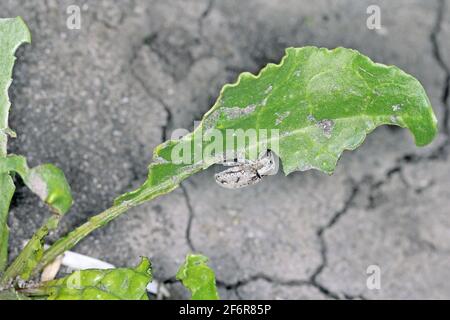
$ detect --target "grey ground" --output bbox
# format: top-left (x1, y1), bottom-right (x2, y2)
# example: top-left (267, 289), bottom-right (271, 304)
top-left (1, 0), bottom-right (449, 299)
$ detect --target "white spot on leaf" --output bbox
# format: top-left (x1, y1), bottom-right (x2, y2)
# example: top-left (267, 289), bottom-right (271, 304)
top-left (264, 85), bottom-right (273, 94)
top-left (27, 172), bottom-right (48, 201)
top-left (392, 104), bottom-right (402, 112)
top-left (317, 119), bottom-right (335, 138)
top-left (261, 97), bottom-right (268, 106)
top-left (222, 104), bottom-right (257, 120)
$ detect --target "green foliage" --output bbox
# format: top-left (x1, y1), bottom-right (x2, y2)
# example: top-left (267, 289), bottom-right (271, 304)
top-left (176, 254), bottom-right (220, 300)
top-left (0, 18), bottom-right (72, 285)
top-left (0, 175), bottom-right (14, 271)
top-left (0, 17), bottom-right (31, 158)
top-left (116, 46), bottom-right (437, 206)
top-left (0, 156), bottom-right (72, 282)
top-left (0, 17), bottom-right (31, 272)
top-left (0, 155), bottom-right (73, 215)
top-left (39, 257), bottom-right (152, 300)
top-left (37, 255), bottom-right (220, 300)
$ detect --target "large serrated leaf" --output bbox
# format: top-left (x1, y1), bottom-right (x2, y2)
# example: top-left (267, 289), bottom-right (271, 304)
top-left (116, 46), bottom-right (437, 205)
top-left (0, 17), bottom-right (31, 272)
top-left (176, 254), bottom-right (219, 300)
top-left (37, 257), bottom-right (152, 300)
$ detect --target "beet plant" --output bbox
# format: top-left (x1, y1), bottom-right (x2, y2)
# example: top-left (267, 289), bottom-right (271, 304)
top-left (0, 17), bottom-right (437, 300)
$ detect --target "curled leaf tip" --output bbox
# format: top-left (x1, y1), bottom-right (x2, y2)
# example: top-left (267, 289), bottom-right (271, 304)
top-left (0, 156), bottom-right (73, 215)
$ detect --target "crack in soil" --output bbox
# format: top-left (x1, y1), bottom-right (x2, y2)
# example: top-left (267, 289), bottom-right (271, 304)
top-left (430, 0), bottom-right (450, 147)
top-left (210, 180), bottom-right (363, 300)
top-left (180, 183), bottom-right (197, 252)
top-left (215, 272), bottom-right (364, 300)
top-left (308, 181), bottom-right (361, 299)
top-left (313, 162), bottom-right (435, 299)
top-left (216, 274), bottom-right (309, 298)
top-left (129, 36), bottom-right (174, 143)
top-left (198, 0), bottom-right (215, 43)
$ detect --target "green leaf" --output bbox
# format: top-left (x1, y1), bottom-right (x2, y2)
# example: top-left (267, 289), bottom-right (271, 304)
top-left (0, 155), bottom-right (73, 283)
top-left (0, 17), bottom-right (31, 273)
top-left (0, 155), bottom-right (73, 215)
top-left (0, 18), bottom-right (71, 282)
top-left (0, 156), bottom-right (72, 282)
top-left (176, 254), bottom-right (219, 300)
top-left (0, 174), bottom-right (15, 271)
top-left (0, 17), bottom-right (31, 158)
top-left (1, 215), bottom-right (62, 283)
top-left (115, 46), bottom-right (437, 205)
top-left (37, 257), bottom-right (152, 300)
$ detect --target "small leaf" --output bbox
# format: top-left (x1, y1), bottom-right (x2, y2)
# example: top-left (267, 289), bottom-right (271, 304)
top-left (0, 155), bottom-right (72, 282)
top-left (0, 155), bottom-right (72, 283)
top-left (176, 254), bottom-right (219, 300)
top-left (39, 257), bottom-right (152, 300)
top-left (116, 46), bottom-right (437, 205)
top-left (0, 155), bottom-right (73, 215)
top-left (26, 164), bottom-right (73, 215)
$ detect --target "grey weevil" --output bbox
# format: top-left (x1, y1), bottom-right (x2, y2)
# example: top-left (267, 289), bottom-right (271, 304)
top-left (214, 150), bottom-right (277, 189)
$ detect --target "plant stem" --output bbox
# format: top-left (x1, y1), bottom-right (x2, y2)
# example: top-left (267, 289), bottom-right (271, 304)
top-left (0, 215), bottom-right (59, 285)
top-left (0, 174), bottom-right (15, 272)
top-left (30, 178), bottom-right (180, 278)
